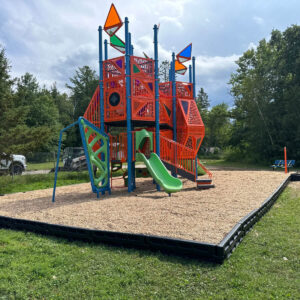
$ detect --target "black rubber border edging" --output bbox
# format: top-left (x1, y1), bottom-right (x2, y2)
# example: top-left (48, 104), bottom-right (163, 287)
top-left (0, 173), bottom-right (296, 263)
top-left (218, 174), bottom-right (292, 260)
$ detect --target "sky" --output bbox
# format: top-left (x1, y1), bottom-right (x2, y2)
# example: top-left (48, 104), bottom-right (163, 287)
top-left (0, 0), bottom-right (299, 106)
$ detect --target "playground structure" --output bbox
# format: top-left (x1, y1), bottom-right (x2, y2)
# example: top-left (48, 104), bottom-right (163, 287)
top-left (53, 4), bottom-right (213, 201)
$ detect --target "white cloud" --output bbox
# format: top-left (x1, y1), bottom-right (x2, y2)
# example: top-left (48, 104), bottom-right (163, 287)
top-left (159, 16), bottom-right (183, 30)
top-left (247, 42), bottom-right (257, 50)
top-left (253, 16), bottom-right (264, 25)
top-left (1, 0), bottom-right (299, 105)
top-left (195, 54), bottom-right (239, 76)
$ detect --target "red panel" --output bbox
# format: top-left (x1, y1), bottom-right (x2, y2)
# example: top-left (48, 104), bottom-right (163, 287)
top-left (159, 82), bottom-right (173, 127)
top-left (159, 82), bottom-right (172, 97)
top-left (103, 56), bottom-right (125, 79)
top-left (176, 98), bottom-right (205, 155)
top-left (103, 56), bottom-right (126, 123)
top-left (159, 96), bottom-right (172, 126)
top-left (131, 56), bottom-right (154, 78)
top-left (131, 56), bottom-right (155, 122)
top-left (84, 86), bottom-right (100, 128)
top-left (160, 129), bottom-right (173, 140)
top-left (176, 82), bottom-right (193, 99)
top-left (104, 77), bottom-right (126, 122)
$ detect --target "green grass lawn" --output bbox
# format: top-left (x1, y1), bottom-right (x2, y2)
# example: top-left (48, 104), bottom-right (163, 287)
top-left (0, 185), bottom-right (299, 299)
top-left (0, 169), bottom-right (124, 195)
top-left (26, 161), bottom-right (63, 171)
top-left (200, 158), bottom-right (272, 170)
top-left (0, 172), bottom-right (90, 195)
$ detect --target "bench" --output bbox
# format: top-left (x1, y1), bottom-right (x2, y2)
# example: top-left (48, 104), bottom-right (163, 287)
top-left (271, 160), bottom-right (295, 171)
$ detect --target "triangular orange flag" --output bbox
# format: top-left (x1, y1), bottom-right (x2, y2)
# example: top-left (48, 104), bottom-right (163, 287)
top-left (175, 60), bottom-right (187, 75)
top-left (104, 4), bottom-right (123, 36)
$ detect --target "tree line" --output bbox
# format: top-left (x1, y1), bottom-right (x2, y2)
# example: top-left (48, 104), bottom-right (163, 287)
top-left (0, 24), bottom-right (299, 163)
top-left (196, 25), bottom-right (300, 163)
top-left (0, 47), bottom-right (98, 161)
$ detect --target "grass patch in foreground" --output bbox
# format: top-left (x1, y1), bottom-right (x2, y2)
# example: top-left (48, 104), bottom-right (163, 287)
top-left (0, 185), bottom-right (299, 299)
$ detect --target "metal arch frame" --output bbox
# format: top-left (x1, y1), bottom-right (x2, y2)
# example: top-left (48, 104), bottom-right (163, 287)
top-left (52, 118), bottom-right (111, 203)
top-left (52, 120), bottom-right (79, 203)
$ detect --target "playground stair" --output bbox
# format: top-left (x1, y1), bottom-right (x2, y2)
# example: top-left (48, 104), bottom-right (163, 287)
top-left (196, 178), bottom-right (215, 189)
top-left (196, 158), bottom-right (214, 189)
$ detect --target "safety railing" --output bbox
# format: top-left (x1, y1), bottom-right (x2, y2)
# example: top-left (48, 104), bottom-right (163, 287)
top-left (160, 135), bottom-right (196, 178)
top-left (197, 158), bottom-right (213, 179)
top-left (83, 86), bottom-right (100, 128)
top-left (109, 132), bottom-right (135, 162)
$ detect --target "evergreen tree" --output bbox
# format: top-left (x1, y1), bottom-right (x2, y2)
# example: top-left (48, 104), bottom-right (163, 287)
top-left (66, 66), bottom-right (99, 120)
top-left (14, 73), bottom-right (60, 151)
top-left (66, 66), bottom-right (99, 145)
top-left (196, 87), bottom-right (210, 113)
top-left (205, 103), bottom-right (231, 148)
top-left (0, 47), bottom-right (51, 159)
top-left (50, 83), bottom-right (73, 128)
top-left (158, 60), bottom-right (170, 82)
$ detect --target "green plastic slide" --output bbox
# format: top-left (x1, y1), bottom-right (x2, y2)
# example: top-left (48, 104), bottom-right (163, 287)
top-left (135, 129), bottom-right (182, 194)
top-left (136, 152), bottom-right (182, 194)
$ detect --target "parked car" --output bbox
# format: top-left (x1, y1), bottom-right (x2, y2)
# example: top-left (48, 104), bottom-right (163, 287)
top-left (62, 147), bottom-right (86, 170)
top-left (0, 154), bottom-right (27, 175)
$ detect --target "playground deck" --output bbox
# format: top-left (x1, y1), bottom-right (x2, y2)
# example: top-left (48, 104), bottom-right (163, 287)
top-left (0, 170), bottom-right (288, 244)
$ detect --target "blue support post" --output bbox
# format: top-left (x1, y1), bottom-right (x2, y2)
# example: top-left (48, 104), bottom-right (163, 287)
top-left (99, 26), bottom-right (106, 193)
top-left (192, 56), bottom-right (198, 180)
top-left (192, 56), bottom-right (196, 99)
top-left (52, 120), bottom-right (79, 202)
top-left (189, 65), bottom-right (192, 83)
top-left (172, 52), bottom-right (176, 142)
top-left (128, 32), bottom-right (135, 189)
top-left (171, 52), bottom-right (177, 178)
top-left (125, 17), bottom-right (134, 192)
top-left (98, 26), bottom-right (104, 131)
top-left (104, 39), bottom-right (109, 134)
top-left (104, 39), bottom-right (108, 60)
top-left (154, 24), bottom-right (160, 191)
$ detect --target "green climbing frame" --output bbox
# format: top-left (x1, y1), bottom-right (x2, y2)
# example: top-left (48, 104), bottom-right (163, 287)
top-left (79, 118), bottom-right (110, 195)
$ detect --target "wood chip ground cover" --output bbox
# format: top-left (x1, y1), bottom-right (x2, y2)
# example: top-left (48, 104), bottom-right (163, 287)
top-left (0, 170), bottom-right (288, 244)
